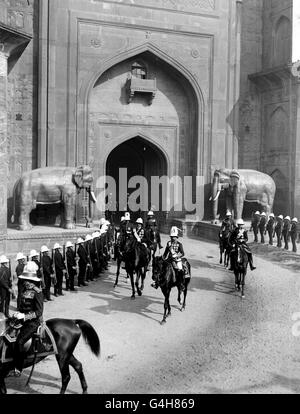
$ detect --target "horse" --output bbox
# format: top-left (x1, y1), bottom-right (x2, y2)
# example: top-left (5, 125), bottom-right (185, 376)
top-left (113, 230), bottom-right (129, 287)
top-left (121, 235), bottom-right (149, 299)
top-left (232, 242), bottom-right (249, 298)
top-left (145, 228), bottom-right (162, 266)
top-left (219, 229), bottom-right (232, 267)
top-left (0, 316), bottom-right (100, 394)
top-left (152, 256), bottom-right (191, 324)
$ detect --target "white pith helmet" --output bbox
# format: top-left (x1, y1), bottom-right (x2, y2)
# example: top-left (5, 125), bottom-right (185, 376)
top-left (136, 218), bottom-right (143, 225)
top-left (53, 243), bottom-right (62, 250)
top-left (16, 252), bottom-right (26, 261)
top-left (226, 211), bottom-right (232, 217)
top-left (92, 232), bottom-right (98, 239)
top-left (124, 212), bottom-right (131, 221)
top-left (66, 241), bottom-right (74, 248)
top-left (254, 211), bottom-right (260, 215)
top-left (170, 226), bottom-right (179, 237)
top-left (29, 249), bottom-right (39, 259)
top-left (278, 215), bottom-right (283, 220)
top-left (261, 212), bottom-right (266, 217)
top-left (40, 245), bottom-right (49, 253)
top-left (0, 255), bottom-right (9, 264)
top-left (292, 217), bottom-right (298, 223)
top-left (77, 238), bottom-right (84, 244)
top-left (18, 261), bottom-right (40, 283)
top-left (236, 219), bottom-right (245, 226)
top-left (147, 211), bottom-right (154, 217)
top-left (85, 234), bottom-right (92, 242)
top-left (284, 216), bottom-right (291, 221)
top-left (120, 216), bottom-right (125, 222)
top-left (105, 220), bottom-right (110, 225)
top-left (99, 218), bottom-right (106, 227)
top-left (269, 213), bottom-right (275, 218)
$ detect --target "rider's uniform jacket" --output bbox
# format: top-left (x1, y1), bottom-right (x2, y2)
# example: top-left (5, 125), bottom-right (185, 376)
top-left (145, 217), bottom-right (157, 230)
top-left (135, 227), bottom-right (150, 246)
top-left (229, 228), bottom-right (248, 245)
top-left (163, 240), bottom-right (184, 261)
top-left (19, 282), bottom-right (44, 322)
top-left (220, 218), bottom-right (234, 234)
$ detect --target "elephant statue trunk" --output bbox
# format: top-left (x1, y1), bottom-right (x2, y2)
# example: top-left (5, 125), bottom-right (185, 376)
top-left (210, 174), bottom-right (222, 220)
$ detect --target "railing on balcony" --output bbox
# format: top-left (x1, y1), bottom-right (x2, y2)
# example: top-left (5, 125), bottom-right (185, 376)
top-left (126, 75), bottom-right (157, 105)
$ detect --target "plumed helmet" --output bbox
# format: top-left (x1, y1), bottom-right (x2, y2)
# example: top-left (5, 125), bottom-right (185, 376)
top-left (85, 234), bottom-right (92, 242)
top-left (292, 217), bottom-right (298, 223)
top-left (170, 226), bottom-right (179, 237)
top-left (278, 215), bottom-right (283, 220)
top-left (29, 249), bottom-right (39, 259)
top-left (254, 211), bottom-right (260, 215)
top-left (147, 211), bottom-right (154, 216)
top-left (77, 238), bottom-right (84, 244)
top-left (261, 212), bottom-right (266, 217)
top-left (16, 252), bottom-right (26, 261)
top-left (53, 243), bottom-right (62, 250)
top-left (40, 245), bottom-right (49, 253)
top-left (284, 216), bottom-right (291, 221)
top-left (136, 218), bottom-right (143, 225)
top-left (0, 255), bottom-right (9, 264)
top-left (124, 212), bottom-right (131, 221)
top-left (236, 219), bottom-right (245, 226)
top-left (18, 261), bottom-right (41, 283)
top-left (269, 213), bottom-right (275, 218)
top-left (65, 241), bottom-right (74, 248)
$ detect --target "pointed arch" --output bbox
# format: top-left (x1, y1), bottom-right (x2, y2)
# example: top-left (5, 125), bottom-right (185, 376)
top-left (273, 16), bottom-right (292, 66)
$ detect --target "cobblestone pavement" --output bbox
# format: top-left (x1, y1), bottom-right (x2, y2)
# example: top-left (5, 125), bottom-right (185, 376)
top-left (5, 235), bottom-right (300, 394)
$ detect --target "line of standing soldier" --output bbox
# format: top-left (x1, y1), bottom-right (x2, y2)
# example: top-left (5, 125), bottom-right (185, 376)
top-left (0, 220), bottom-right (113, 317)
top-left (250, 211), bottom-right (299, 253)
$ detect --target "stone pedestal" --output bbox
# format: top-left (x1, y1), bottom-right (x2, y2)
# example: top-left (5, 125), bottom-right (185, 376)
top-left (0, 51), bottom-right (8, 252)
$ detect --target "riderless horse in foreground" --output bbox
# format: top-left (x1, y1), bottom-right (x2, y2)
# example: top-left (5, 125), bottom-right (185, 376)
top-left (152, 256), bottom-right (191, 324)
top-left (231, 241), bottom-right (249, 298)
top-left (116, 235), bottom-right (149, 299)
top-left (0, 315), bottom-right (100, 394)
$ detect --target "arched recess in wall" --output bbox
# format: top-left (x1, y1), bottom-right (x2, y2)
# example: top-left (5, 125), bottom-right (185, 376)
top-left (273, 16), bottom-right (292, 66)
top-left (270, 169), bottom-right (288, 215)
top-left (265, 106), bottom-right (289, 153)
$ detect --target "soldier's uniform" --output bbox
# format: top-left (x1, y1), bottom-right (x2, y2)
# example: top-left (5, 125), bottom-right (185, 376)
top-left (229, 220), bottom-right (256, 271)
top-left (53, 244), bottom-right (66, 296)
top-left (15, 253), bottom-right (26, 310)
top-left (134, 219), bottom-right (151, 267)
top-left (84, 236), bottom-right (93, 282)
top-left (90, 234), bottom-right (101, 278)
top-left (282, 217), bottom-right (291, 250)
top-left (290, 218), bottom-right (298, 253)
top-left (258, 213), bottom-right (267, 244)
top-left (250, 212), bottom-right (261, 243)
top-left (145, 213), bottom-right (163, 249)
top-left (0, 257), bottom-right (12, 317)
top-left (275, 215), bottom-right (284, 248)
top-left (266, 214), bottom-right (276, 246)
top-left (13, 262), bottom-right (43, 376)
top-left (77, 238), bottom-right (88, 287)
top-left (65, 242), bottom-right (77, 291)
top-left (40, 247), bottom-right (53, 301)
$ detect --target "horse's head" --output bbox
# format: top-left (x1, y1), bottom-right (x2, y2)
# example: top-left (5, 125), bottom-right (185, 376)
top-left (123, 234), bottom-right (136, 255)
top-left (152, 256), bottom-right (164, 281)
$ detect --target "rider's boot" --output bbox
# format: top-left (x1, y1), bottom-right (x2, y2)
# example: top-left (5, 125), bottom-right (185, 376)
top-left (179, 271), bottom-right (185, 292)
top-left (248, 254), bottom-right (256, 271)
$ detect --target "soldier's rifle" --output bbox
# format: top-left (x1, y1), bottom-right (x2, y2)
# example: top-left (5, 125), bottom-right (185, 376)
top-left (8, 259), bottom-right (16, 300)
top-left (39, 252), bottom-right (46, 290)
top-left (74, 243), bottom-right (79, 275)
top-left (63, 245), bottom-right (70, 280)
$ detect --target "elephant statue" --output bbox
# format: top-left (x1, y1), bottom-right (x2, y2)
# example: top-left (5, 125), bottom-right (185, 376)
top-left (210, 169), bottom-right (276, 221)
top-left (11, 165), bottom-right (97, 231)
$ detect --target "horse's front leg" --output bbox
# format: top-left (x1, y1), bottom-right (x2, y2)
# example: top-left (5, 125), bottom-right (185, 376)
top-left (140, 267), bottom-right (146, 291)
top-left (219, 246), bottom-right (223, 264)
top-left (135, 270), bottom-right (142, 296)
top-left (234, 271), bottom-right (240, 291)
top-left (177, 287), bottom-right (182, 306)
top-left (129, 270), bottom-right (135, 299)
top-left (241, 271), bottom-right (246, 298)
top-left (114, 258), bottom-right (121, 287)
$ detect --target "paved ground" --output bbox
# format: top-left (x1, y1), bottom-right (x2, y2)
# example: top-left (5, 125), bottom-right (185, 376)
top-left (4, 234), bottom-right (300, 394)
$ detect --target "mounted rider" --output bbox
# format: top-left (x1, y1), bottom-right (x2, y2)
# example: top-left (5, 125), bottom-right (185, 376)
top-left (133, 218), bottom-right (151, 265)
top-left (118, 212), bottom-right (134, 253)
top-left (220, 211), bottom-right (235, 235)
top-left (145, 211), bottom-right (163, 250)
top-left (11, 261), bottom-right (44, 377)
top-left (228, 219), bottom-right (256, 271)
top-left (152, 227), bottom-right (185, 291)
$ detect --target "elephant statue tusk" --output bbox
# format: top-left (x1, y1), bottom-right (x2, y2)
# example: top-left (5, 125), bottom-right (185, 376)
top-left (212, 190), bottom-right (221, 202)
top-left (90, 190), bottom-right (97, 204)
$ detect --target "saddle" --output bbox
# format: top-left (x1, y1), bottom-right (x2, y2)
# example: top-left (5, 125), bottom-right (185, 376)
top-left (0, 319), bottom-right (57, 364)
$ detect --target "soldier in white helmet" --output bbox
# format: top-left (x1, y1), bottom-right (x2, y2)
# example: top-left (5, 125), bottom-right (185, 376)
top-left (258, 212), bottom-right (267, 244)
top-left (40, 245), bottom-right (54, 302)
top-left (134, 218), bottom-right (151, 265)
top-left (266, 213), bottom-right (276, 246)
top-left (228, 219), bottom-right (256, 271)
top-left (282, 216), bottom-right (291, 250)
top-left (15, 253), bottom-right (27, 309)
top-left (275, 215), bottom-right (284, 248)
top-left (145, 210), bottom-right (163, 250)
top-left (0, 256), bottom-right (13, 317)
top-left (65, 241), bottom-right (77, 291)
top-left (290, 218), bottom-right (298, 253)
top-left (250, 211), bottom-right (261, 243)
top-left (53, 243), bottom-right (66, 296)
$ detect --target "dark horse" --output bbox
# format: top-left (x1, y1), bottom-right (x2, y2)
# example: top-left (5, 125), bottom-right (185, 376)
top-left (219, 229), bottom-right (232, 267)
top-left (113, 230), bottom-right (130, 287)
top-left (119, 235), bottom-right (149, 299)
top-left (0, 317), bottom-right (100, 394)
top-left (232, 242), bottom-right (249, 298)
top-left (152, 256), bottom-right (191, 324)
top-left (145, 228), bottom-right (161, 266)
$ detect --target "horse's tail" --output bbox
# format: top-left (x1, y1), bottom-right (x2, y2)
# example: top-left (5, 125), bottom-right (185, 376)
top-left (75, 319), bottom-right (101, 358)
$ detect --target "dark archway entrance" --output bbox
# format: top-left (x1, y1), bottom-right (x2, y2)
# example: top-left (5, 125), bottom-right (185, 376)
top-left (106, 136), bottom-right (168, 225)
